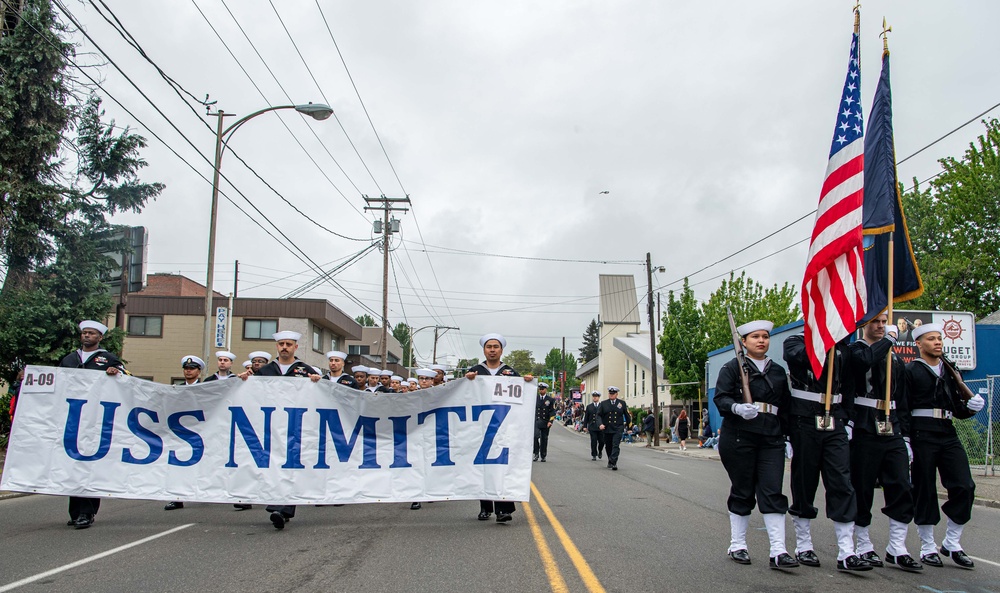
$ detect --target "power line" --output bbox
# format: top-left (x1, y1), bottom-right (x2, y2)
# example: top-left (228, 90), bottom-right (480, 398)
top-left (897, 100), bottom-right (1000, 166)
top-left (401, 240), bottom-right (645, 265)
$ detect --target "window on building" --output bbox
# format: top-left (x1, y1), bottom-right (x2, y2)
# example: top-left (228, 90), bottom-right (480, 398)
top-left (642, 369), bottom-right (646, 395)
top-left (244, 319), bottom-right (278, 340)
top-left (349, 345), bottom-right (371, 356)
top-left (127, 316), bottom-right (162, 337)
top-left (625, 361), bottom-right (630, 397)
top-left (633, 363), bottom-right (638, 398)
top-left (312, 325), bottom-right (322, 352)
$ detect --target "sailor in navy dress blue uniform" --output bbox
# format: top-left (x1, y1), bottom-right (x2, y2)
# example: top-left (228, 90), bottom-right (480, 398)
top-left (164, 355), bottom-right (205, 511)
top-left (595, 387), bottom-right (630, 470)
top-left (583, 391), bottom-right (604, 460)
top-left (714, 319), bottom-right (798, 569)
top-left (58, 320), bottom-right (126, 529)
top-left (323, 350), bottom-right (358, 388)
top-left (202, 350), bottom-right (236, 381)
top-left (533, 382), bottom-right (556, 462)
top-left (242, 330), bottom-right (321, 529)
top-left (464, 333), bottom-right (533, 523)
top-left (904, 323), bottom-right (985, 570)
top-left (848, 316), bottom-right (922, 571)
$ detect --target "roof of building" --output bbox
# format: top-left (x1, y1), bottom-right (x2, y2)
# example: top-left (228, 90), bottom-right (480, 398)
top-left (136, 273), bottom-right (225, 298)
top-left (612, 332), bottom-right (664, 377)
top-left (979, 310), bottom-right (1000, 325)
top-left (598, 274), bottom-right (640, 325)
top-left (576, 357), bottom-right (599, 378)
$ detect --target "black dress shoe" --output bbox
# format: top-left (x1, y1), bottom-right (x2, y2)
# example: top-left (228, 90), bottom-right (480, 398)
top-left (163, 501), bottom-right (184, 511)
top-left (769, 553), bottom-right (799, 569)
top-left (532, 454), bottom-right (539, 461)
top-left (837, 554), bottom-right (873, 571)
top-left (270, 512), bottom-right (286, 530)
top-left (941, 547), bottom-right (975, 569)
top-left (233, 504), bottom-right (252, 511)
top-left (885, 553), bottom-right (923, 572)
top-left (73, 514), bottom-right (94, 530)
top-left (611, 465), bottom-right (618, 471)
top-left (67, 519), bottom-right (76, 526)
top-left (796, 550), bottom-right (821, 567)
top-left (591, 456), bottom-right (597, 461)
top-left (410, 502), bottom-right (422, 510)
top-left (496, 512), bottom-right (512, 523)
top-left (598, 452), bottom-right (602, 459)
top-left (728, 549), bottom-right (751, 565)
top-left (859, 551), bottom-right (883, 567)
top-left (921, 553), bottom-right (943, 567)
top-left (540, 458), bottom-right (546, 462)
top-left (478, 511), bottom-right (492, 521)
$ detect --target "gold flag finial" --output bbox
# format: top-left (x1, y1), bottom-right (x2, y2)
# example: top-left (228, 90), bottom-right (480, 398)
top-left (880, 17), bottom-right (892, 55)
top-left (853, 2), bottom-right (861, 33)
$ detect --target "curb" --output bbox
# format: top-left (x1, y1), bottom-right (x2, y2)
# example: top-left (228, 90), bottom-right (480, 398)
top-left (0, 491), bottom-right (32, 501)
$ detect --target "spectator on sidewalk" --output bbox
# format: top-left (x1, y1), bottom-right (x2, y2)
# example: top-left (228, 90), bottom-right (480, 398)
top-left (675, 409), bottom-right (690, 451)
top-left (642, 411), bottom-right (656, 447)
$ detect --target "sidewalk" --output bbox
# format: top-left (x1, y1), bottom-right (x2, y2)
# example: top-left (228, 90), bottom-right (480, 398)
top-left (557, 424), bottom-right (1000, 509)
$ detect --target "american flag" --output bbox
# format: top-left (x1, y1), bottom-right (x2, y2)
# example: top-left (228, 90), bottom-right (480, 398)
top-left (801, 26), bottom-right (868, 377)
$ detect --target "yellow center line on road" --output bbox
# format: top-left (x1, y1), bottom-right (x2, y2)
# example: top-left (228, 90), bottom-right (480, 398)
top-left (524, 501), bottom-right (569, 593)
top-left (531, 482), bottom-right (607, 593)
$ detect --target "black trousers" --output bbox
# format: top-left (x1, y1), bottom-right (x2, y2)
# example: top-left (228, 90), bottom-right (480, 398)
top-left (719, 428), bottom-right (788, 515)
top-left (910, 429), bottom-right (975, 525)
top-left (589, 430), bottom-right (604, 457)
top-left (603, 429), bottom-right (623, 464)
top-left (788, 416), bottom-right (856, 523)
top-left (266, 504), bottom-right (296, 518)
top-left (68, 496), bottom-right (100, 519)
top-left (480, 500), bottom-right (515, 514)
top-left (533, 425), bottom-right (551, 457)
top-left (850, 430), bottom-right (913, 526)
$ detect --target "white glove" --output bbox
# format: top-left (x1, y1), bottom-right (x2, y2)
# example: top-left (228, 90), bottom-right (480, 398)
top-left (784, 441), bottom-right (793, 460)
top-left (967, 394), bottom-right (985, 412)
top-left (731, 403), bottom-right (759, 420)
top-left (845, 424), bottom-right (853, 441)
top-left (905, 440), bottom-right (913, 464)
top-left (885, 325), bottom-right (898, 342)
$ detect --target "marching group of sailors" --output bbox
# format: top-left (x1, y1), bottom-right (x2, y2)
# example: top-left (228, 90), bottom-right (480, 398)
top-left (716, 314), bottom-right (986, 573)
top-left (51, 321), bottom-right (528, 530)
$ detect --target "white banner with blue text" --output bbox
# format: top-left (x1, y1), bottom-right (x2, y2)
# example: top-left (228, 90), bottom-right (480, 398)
top-left (1, 366), bottom-right (535, 504)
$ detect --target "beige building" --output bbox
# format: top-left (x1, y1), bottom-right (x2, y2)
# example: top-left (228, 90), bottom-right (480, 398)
top-left (344, 327), bottom-right (406, 377)
top-left (121, 274), bottom-right (363, 384)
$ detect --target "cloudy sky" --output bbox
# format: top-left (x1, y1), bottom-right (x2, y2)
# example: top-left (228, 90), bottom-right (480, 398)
top-left (55, 0), bottom-right (1000, 366)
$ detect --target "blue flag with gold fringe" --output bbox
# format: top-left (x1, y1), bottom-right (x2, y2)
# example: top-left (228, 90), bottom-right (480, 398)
top-left (859, 49), bottom-right (923, 326)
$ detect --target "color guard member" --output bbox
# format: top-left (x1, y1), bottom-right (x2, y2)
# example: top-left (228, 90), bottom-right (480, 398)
top-left (596, 386), bottom-right (630, 471)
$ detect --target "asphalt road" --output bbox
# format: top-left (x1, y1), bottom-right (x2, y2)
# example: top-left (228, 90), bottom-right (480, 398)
top-left (2, 426), bottom-right (998, 593)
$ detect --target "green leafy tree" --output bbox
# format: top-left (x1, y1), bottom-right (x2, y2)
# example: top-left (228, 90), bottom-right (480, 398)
top-left (543, 346), bottom-right (578, 387)
top-left (502, 349), bottom-right (535, 376)
top-left (657, 278), bottom-right (706, 400)
top-left (579, 318), bottom-right (599, 362)
top-left (901, 118), bottom-right (1000, 318)
top-left (391, 322), bottom-right (413, 366)
top-left (354, 314), bottom-right (376, 327)
top-left (454, 357), bottom-right (479, 377)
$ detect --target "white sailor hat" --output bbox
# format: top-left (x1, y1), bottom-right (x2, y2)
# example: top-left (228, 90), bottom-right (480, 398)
top-left (325, 350), bottom-right (347, 360)
top-left (608, 386), bottom-right (620, 393)
top-left (430, 364), bottom-right (447, 372)
top-left (391, 375), bottom-right (404, 382)
top-left (538, 382), bottom-right (549, 389)
top-left (379, 369), bottom-right (393, 377)
top-left (215, 350), bottom-right (236, 361)
top-left (415, 368), bottom-right (436, 378)
top-left (249, 351), bottom-right (271, 362)
top-left (79, 320), bottom-right (108, 335)
top-left (885, 324), bottom-right (898, 336)
top-left (736, 320), bottom-right (774, 337)
top-left (352, 365), bottom-right (369, 374)
top-left (912, 323), bottom-right (943, 341)
top-left (273, 330), bottom-right (302, 342)
top-left (479, 333), bottom-right (507, 349)
top-left (242, 360), bottom-right (252, 369)
top-left (181, 355), bottom-right (206, 369)
top-left (407, 378), bottom-right (418, 384)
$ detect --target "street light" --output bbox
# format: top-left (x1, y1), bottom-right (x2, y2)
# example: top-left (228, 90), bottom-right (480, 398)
top-left (203, 103), bottom-right (333, 363)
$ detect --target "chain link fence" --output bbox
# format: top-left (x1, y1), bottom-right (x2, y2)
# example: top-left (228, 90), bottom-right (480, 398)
top-left (956, 375), bottom-right (997, 476)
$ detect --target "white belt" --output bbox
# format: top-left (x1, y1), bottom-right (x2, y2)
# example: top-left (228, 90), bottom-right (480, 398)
top-left (855, 396), bottom-right (896, 410)
top-left (912, 408), bottom-right (953, 420)
top-left (791, 388), bottom-right (842, 405)
top-left (754, 402), bottom-right (779, 415)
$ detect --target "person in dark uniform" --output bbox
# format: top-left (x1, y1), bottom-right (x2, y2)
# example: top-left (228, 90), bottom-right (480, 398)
top-left (416, 369), bottom-right (436, 389)
top-left (164, 355), bottom-right (205, 511)
top-left (323, 350), bottom-right (358, 388)
top-left (596, 386), bottom-right (630, 471)
top-left (533, 382), bottom-right (556, 462)
top-left (365, 371), bottom-right (382, 392)
top-left (239, 330), bottom-right (320, 529)
top-left (715, 320), bottom-right (798, 569)
top-left (464, 333), bottom-right (533, 523)
top-left (783, 334), bottom-right (869, 571)
top-left (583, 391), bottom-right (604, 460)
top-left (377, 370), bottom-right (394, 392)
top-left (352, 365), bottom-right (369, 388)
top-left (848, 314), bottom-right (922, 571)
top-left (249, 350), bottom-right (271, 374)
top-left (58, 320), bottom-right (126, 529)
top-left (905, 323), bottom-right (984, 569)
top-left (431, 364), bottom-right (447, 386)
top-left (203, 350), bottom-right (236, 381)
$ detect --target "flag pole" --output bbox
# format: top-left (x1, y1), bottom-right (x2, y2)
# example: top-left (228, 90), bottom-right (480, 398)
top-left (876, 19), bottom-right (897, 436)
top-left (819, 348), bottom-right (836, 430)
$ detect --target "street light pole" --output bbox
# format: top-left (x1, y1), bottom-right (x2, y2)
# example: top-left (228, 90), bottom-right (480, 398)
top-left (646, 252), bottom-right (665, 446)
top-left (202, 103), bottom-right (333, 363)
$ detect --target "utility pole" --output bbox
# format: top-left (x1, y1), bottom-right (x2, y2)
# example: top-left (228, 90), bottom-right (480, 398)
top-left (432, 325), bottom-right (460, 364)
top-left (657, 293), bottom-right (661, 332)
top-left (364, 195), bottom-right (410, 370)
top-left (647, 252), bottom-right (664, 446)
top-left (233, 260), bottom-right (239, 298)
top-left (561, 336), bottom-right (566, 398)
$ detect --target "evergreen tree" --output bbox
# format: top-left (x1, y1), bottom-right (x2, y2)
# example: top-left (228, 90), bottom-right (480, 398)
top-left (578, 318), bottom-right (599, 362)
top-left (354, 314), bottom-right (376, 327)
top-left (391, 322), bottom-right (412, 367)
